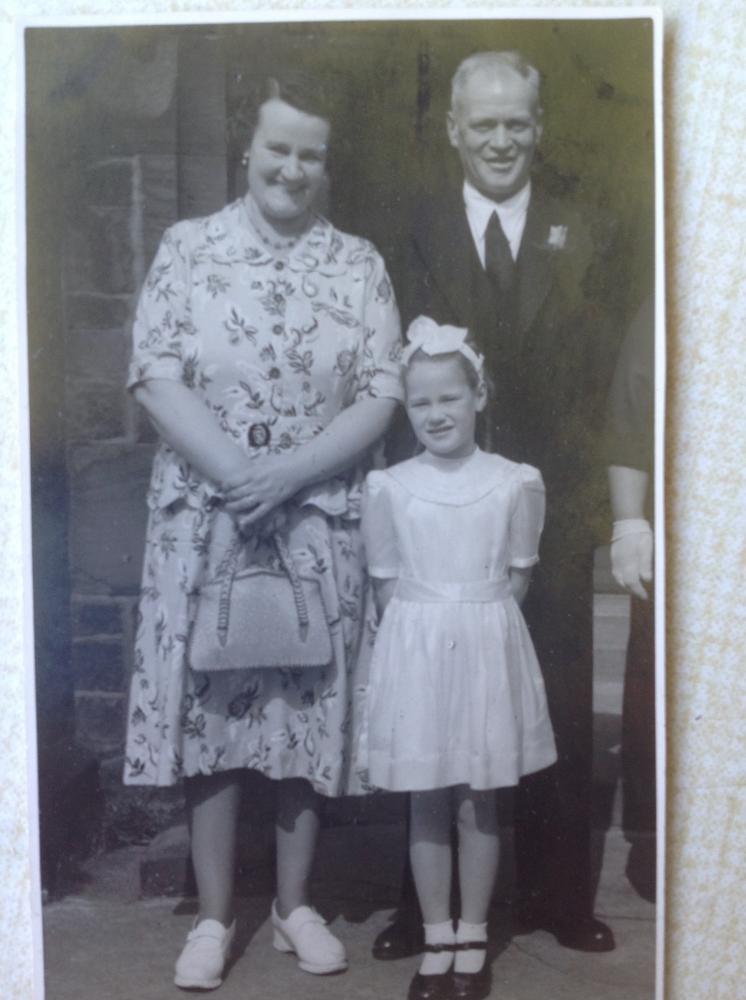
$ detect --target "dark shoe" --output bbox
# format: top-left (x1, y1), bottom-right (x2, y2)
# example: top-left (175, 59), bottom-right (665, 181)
top-left (512, 906), bottom-right (615, 953)
top-left (373, 914), bottom-right (424, 961)
top-left (452, 943), bottom-right (491, 1000)
top-left (626, 836), bottom-right (656, 903)
top-left (408, 970), bottom-right (453, 1000)
top-left (552, 915), bottom-right (615, 952)
top-left (407, 942), bottom-right (455, 999)
top-left (452, 967), bottom-right (491, 1000)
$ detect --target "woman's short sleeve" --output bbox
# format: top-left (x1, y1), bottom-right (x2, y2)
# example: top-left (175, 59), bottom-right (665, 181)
top-left (361, 472), bottom-right (400, 579)
top-left (354, 247), bottom-right (403, 403)
top-left (127, 224), bottom-right (191, 390)
top-left (508, 464), bottom-right (546, 568)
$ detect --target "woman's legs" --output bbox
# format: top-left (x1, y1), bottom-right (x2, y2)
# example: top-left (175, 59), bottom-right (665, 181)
top-left (186, 772), bottom-right (325, 923)
top-left (454, 786), bottom-right (499, 974)
top-left (272, 778), bottom-right (347, 974)
top-left (175, 773), bottom-right (241, 989)
top-left (185, 770), bottom-right (243, 927)
top-left (275, 777), bottom-right (321, 918)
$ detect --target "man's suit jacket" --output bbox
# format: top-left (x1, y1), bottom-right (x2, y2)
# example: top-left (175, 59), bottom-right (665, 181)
top-left (392, 183), bottom-right (626, 556)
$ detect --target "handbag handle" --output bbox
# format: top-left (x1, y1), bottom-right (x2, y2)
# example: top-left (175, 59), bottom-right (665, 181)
top-left (217, 530), bottom-right (309, 647)
top-left (273, 533), bottom-right (310, 637)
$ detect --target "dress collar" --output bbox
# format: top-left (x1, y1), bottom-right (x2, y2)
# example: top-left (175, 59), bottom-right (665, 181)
top-left (203, 198), bottom-right (336, 271)
top-left (388, 448), bottom-right (515, 506)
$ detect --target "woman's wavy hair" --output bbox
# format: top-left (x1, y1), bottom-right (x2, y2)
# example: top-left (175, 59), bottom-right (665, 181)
top-left (227, 70), bottom-right (337, 157)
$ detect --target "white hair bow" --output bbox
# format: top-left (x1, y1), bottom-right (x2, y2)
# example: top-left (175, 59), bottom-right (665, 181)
top-left (401, 315), bottom-right (484, 375)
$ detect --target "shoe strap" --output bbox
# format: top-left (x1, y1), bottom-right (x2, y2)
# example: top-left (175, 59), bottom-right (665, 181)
top-left (453, 940), bottom-right (487, 951)
top-left (283, 905), bottom-right (327, 929)
top-left (423, 942), bottom-right (456, 953)
top-left (188, 918), bottom-right (233, 941)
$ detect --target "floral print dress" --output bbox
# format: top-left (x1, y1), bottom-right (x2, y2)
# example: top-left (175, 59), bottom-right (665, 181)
top-left (123, 198), bottom-right (402, 794)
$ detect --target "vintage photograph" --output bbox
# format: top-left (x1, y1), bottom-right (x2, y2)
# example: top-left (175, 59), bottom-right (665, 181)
top-left (24, 11), bottom-right (662, 1000)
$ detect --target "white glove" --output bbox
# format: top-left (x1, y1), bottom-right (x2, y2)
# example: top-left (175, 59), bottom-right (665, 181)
top-left (611, 518), bottom-right (653, 599)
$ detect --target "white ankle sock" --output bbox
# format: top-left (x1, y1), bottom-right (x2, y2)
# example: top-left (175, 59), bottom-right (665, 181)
top-left (454, 920), bottom-right (487, 974)
top-left (419, 920), bottom-right (455, 976)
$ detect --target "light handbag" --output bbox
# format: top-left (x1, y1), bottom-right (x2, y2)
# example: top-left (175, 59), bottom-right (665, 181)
top-left (188, 531), bottom-right (332, 671)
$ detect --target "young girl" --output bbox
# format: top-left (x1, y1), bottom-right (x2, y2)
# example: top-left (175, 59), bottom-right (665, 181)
top-left (360, 316), bottom-right (557, 1000)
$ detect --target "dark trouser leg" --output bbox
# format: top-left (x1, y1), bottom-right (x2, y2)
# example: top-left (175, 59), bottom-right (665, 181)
top-left (622, 597), bottom-right (656, 833)
top-left (514, 551), bottom-right (596, 920)
top-left (372, 795), bottom-right (424, 959)
top-left (400, 811), bottom-right (423, 909)
top-left (621, 597), bottom-right (656, 900)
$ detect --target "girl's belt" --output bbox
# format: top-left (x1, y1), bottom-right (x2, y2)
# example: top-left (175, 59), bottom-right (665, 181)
top-left (395, 578), bottom-right (512, 603)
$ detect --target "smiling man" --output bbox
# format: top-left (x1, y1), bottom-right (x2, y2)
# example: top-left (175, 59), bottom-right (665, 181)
top-left (448, 54), bottom-right (542, 204)
top-left (380, 50), bottom-right (629, 964)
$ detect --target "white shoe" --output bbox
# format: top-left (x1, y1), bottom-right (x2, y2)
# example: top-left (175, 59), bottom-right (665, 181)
top-left (271, 901), bottom-right (347, 974)
top-left (174, 918), bottom-right (235, 990)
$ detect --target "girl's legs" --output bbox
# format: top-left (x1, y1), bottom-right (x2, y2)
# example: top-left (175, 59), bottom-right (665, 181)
top-left (455, 786), bottom-right (499, 922)
top-left (410, 789), bottom-right (456, 976)
top-left (454, 786), bottom-right (499, 974)
top-left (275, 777), bottom-right (321, 918)
top-left (186, 770), bottom-right (243, 926)
top-left (410, 788), bottom-right (452, 922)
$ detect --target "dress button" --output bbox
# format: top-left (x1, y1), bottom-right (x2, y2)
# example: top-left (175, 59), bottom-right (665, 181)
top-left (447, 639), bottom-right (456, 650)
top-left (274, 261), bottom-right (285, 271)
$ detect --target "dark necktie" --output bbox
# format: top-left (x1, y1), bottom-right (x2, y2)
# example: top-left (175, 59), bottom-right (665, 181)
top-left (484, 210), bottom-right (516, 298)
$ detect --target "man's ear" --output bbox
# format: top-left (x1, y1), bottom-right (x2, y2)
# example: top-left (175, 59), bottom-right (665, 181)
top-left (446, 110), bottom-right (460, 149)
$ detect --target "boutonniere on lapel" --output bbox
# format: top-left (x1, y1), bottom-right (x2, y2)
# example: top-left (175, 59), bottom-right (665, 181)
top-left (543, 224), bottom-right (568, 252)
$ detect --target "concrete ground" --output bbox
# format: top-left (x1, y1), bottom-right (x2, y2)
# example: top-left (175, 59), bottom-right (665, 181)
top-left (42, 594), bottom-right (658, 1000)
top-left (41, 823), bottom-right (656, 1000)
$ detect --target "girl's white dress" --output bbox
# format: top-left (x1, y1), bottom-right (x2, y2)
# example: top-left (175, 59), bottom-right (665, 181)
top-left (359, 448), bottom-right (557, 792)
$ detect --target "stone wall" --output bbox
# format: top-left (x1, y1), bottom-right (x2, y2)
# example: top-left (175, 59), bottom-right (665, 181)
top-left (50, 30), bottom-right (230, 847)
top-left (64, 153), bottom-right (175, 761)
top-left (63, 158), bottom-right (179, 844)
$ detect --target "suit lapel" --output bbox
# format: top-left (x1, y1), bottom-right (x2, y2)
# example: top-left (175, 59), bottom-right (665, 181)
top-left (412, 191), bottom-right (496, 331)
top-left (516, 190), bottom-right (556, 337)
top-left (415, 188), bottom-right (561, 343)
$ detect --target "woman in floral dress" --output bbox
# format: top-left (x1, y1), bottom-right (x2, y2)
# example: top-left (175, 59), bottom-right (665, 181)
top-left (123, 73), bottom-right (402, 989)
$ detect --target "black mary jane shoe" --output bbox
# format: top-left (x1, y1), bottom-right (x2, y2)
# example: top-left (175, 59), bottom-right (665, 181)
top-left (407, 944), bottom-right (455, 1000)
top-left (407, 969), bottom-right (453, 1000)
top-left (408, 971), bottom-right (454, 1000)
top-left (451, 942), bottom-right (491, 1000)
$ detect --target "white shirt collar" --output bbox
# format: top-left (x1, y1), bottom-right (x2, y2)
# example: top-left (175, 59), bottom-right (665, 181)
top-left (462, 179), bottom-right (531, 265)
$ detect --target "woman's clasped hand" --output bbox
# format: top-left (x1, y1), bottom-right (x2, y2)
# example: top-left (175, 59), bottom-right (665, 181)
top-left (221, 452), bottom-right (304, 529)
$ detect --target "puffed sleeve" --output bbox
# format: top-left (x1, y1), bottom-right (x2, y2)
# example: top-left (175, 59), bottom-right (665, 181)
top-left (361, 472), bottom-right (401, 579)
top-left (127, 223), bottom-right (192, 390)
top-left (354, 245), bottom-right (403, 403)
top-left (508, 465), bottom-right (546, 568)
